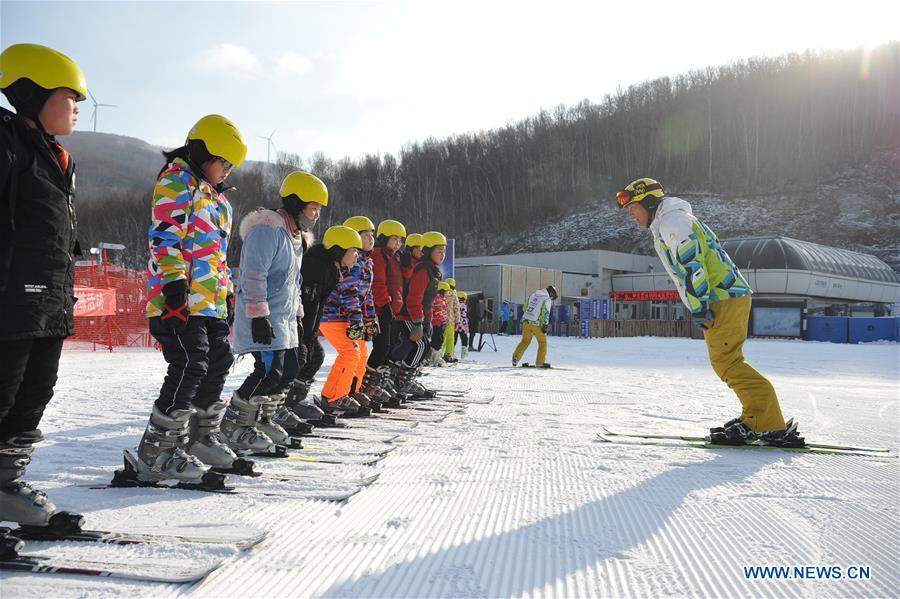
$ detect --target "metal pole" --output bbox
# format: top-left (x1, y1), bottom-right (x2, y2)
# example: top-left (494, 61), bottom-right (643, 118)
top-left (104, 249), bottom-right (113, 352)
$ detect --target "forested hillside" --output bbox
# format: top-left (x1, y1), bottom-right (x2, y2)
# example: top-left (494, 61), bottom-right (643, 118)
top-left (71, 43), bottom-right (899, 270)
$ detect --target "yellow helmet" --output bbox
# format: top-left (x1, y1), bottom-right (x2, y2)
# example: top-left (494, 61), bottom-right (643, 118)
top-left (187, 114), bottom-right (247, 168)
top-left (405, 233), bottom-right (423, 248)
top-left (446, 278), bottom-right (456, 289)
top-left (438, 281), bottom-right (451, 292)
top-left (0, 43), bottom-right (87, 101)
top-left (456, 290), bottom-right (468, 300)
top-left (280, 171), bottom-right (328, 206)
top-left (616, 177), bottom-right (664, 209)
top-left (377, 219), bottom-right (406, 238)
top-left (343, 216), bottom-right (375, 232)
top-left (421, 231), bottom-right (447, 249)
top-left (323, 225), bottom-right (363, 251)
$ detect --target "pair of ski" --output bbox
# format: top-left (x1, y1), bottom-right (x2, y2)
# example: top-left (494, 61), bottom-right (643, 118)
top-left (597, 426), bottom-right (896, 457)
top-left (1, 522), bottom-right (267, 583)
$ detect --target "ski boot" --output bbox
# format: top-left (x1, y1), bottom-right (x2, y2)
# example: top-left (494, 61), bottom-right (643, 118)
top-left (0, 528), bottom-right (24, 560)
top-left (0, 431), bottom-right (61, 526)
top-left (272, 379), bottom-right (322, 434)
top-left (756, 419), bottom-right (805, 447)
top-left (256, 394), bottom-right (302, 448)
top-left (320, 395), bottom-right (361, 416)
top-left (220, 392), bottom-right (283, 457)
top-left (512, 355), bottom-right (519, 367)
top-left (460, 347), bottom-right (468, 360)
top-left (128, 406), bottom-right (210, 483)
top-left (187, 400), bottom-right (258, 476)
top-left (536, 363), bottom-right (552, 369)
top-left (360, 371), bottom-right (392, 410)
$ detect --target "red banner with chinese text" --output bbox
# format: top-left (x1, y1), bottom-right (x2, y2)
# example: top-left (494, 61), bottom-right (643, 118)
top-left (73, 286), bottom-right (117, 316)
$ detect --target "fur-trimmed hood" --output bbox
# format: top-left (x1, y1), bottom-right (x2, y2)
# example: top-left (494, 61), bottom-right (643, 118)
top-left (239, 208), bottom-right (287, 241)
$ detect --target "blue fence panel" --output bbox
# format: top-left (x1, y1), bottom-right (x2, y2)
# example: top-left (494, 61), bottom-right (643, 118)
top-left (804, 317), bottom-right (848, 343)
top-left (848, 317), bottom-right (896, 344)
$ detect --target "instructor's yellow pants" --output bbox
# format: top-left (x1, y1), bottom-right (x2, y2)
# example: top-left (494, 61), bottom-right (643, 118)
top-left (513, 323), bottom-right (548, 365)
top-left (705, 296), bottom-right (786, 432)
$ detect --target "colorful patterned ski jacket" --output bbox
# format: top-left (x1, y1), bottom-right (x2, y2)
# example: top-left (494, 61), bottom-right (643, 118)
top-left (321, 251), bottom-right (373, 326)
top-left (457, 301), bottom-right (469, 334)
top-left (445, 288), bottom-right (460, 328)
top-left (146, 158), bottom-right (232, 319)
top-left (522, 289), bottom-right (552, 326)
top-left (649, 197), bottom-right (751, 315)
top-left (431, 293), bottom-right (449, 327)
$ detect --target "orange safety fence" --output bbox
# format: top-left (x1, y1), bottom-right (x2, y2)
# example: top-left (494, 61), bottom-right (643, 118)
top-left (65, 261), bottom-right (154, 351)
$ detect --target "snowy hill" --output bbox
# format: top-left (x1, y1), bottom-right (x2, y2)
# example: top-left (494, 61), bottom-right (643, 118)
top-left (480, 149), bottom-right (900, 272)
top-left (2, 337), bottom-right (897, 597)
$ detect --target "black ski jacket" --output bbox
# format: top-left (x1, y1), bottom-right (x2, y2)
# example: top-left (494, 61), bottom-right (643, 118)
top-left (0, 107), bottom-right (80, 341)
top-left (299, 243), bottom-right (341, 344)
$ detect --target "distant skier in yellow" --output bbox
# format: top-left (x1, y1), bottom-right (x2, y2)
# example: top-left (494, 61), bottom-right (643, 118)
top-left (512, 286), bottom-right (558, 368)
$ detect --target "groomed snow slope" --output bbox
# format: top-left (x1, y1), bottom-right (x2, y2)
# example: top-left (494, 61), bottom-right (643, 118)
top-left (2, 335), bottom-right (898, 598)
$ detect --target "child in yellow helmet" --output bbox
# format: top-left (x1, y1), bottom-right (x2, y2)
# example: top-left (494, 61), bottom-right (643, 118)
top-left (0, 43), bottom-right (87, 526)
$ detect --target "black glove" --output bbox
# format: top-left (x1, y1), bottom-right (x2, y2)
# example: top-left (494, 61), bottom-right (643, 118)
top-left (161, 280), bottom-right (189, 333)
top-left (226, 292), bottom-right (235, 326)
top-left (410, 322), bottom-right (424, 341)
top-left (252, 317), bottom-right (275, 345)
top-left (541, 323), bottom-right (549, 334)
top-left (347, 322), bottom-right (365, 340)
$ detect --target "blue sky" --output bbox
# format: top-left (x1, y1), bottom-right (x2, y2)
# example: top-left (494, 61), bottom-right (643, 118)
top-left (3, 1), bottom-right (897, 163)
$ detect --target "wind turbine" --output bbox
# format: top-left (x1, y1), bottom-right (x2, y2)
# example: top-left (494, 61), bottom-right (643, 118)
top-left (259, 129), bottom-right (277, 163)
top-left (89, 90), bottom-right (117, 133)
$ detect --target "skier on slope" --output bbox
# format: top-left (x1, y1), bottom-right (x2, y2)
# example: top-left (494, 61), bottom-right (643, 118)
top-left (287, 226), bottom-right (365, 418)
top-left (132, 114), bottom-right (248, 484)
top-left (0, 43), bottom-right (87, 526)
top-left (225, 171), bottom-right (323, 456)
top-left (442, 278), bottom-right (460, 362)
top-left (511, 286), bottom-right (558, 368)
top-left (390, 231), bottom-right (447, 397)
top-left (428, 282), bottom-right (451, 366)
top-left (616, 177), bottom-right (803, 446)
top-left (316, 215), bottom-right (378, 413)
top-left (363, 219), bottom-right (407, 406)
top-left (455, 290), bottom-right (470, 360)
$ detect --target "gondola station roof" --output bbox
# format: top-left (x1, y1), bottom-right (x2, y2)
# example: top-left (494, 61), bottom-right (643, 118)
top-left (721, 236), bottom-right (898, 284)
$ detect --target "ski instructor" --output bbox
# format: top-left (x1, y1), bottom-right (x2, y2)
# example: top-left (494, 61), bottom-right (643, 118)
top-left (0, 43), bottom-right (87, 526)
top-left (616, 177), bottom-right (802, 447)
top-left (511, 285), bottom-right (558, 368)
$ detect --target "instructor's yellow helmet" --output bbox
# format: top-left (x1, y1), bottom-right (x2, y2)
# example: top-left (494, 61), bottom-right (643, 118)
top-left (616, 178), bottom-right (664, 209)
top-left (405, 233), bottom-right (423, 248)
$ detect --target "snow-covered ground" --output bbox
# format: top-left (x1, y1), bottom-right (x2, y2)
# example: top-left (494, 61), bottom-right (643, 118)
top-left (2, 334), bottom-right (898, 598)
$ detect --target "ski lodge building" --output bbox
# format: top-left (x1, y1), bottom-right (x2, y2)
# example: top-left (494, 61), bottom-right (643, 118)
top-left (455, 236), bottom-right (900, 342)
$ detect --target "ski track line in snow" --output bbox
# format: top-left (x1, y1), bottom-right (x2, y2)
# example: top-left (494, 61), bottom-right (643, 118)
top-left (2, 338), bottom-right (898, 598)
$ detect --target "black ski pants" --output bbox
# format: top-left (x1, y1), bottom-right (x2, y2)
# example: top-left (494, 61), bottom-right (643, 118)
top-left (430, 325), bottom-right (445, 351)
top-left (367, 306), bottom-right (395, 368)
top-left (0, 337), bottom-right (64, 441)
top-left (236, 350), bottom-right (287, 399)
top-left (391, 320), bottom-right (428, 367)
top-left (149, 316), bottom-right (233, 414)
